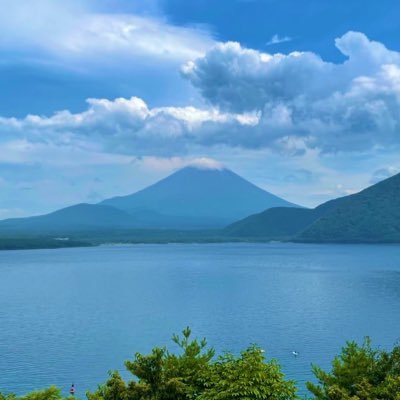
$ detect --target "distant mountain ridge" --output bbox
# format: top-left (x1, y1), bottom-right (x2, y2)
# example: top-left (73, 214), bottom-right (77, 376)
top-left (0, 204), bottom-right (138, 234)
top-left (0, 165), bottom-right (299, 234)
top-left (226, 172), bottom-right (400, 243)
top-left (1, 166), bottom-right (400, 243)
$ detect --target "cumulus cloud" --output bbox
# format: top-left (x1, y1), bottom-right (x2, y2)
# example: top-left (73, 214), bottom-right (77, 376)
top-left (8, 6), bottom-right (400, 216)
top-left (182, 31), bottom-right (400, 153)
top-left (0, 96), bottom-right (259, 157)
top-left (3, 8), bottom-right (399, 156)
top-left (2, 32), bottom-right (400, 159)
top-left (4, 29), bottom-right (400, 158)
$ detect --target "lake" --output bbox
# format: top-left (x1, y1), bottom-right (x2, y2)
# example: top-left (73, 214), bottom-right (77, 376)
top-left (1, 243), bottom-right (400, 397)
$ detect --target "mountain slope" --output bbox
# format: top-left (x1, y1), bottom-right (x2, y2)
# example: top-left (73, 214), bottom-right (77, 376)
top-left (298, 173), bottom-right (400, 242)
top-left (226, 172), bottom-right (400, 243)
top-left (0, 204), bottom-right (139, 234)
top-left (225, 207), bottom-right (320, 239)
top-left (101, 166), bottom-right (299, 228)
top-left (225, 196), bottom-right (348, 239)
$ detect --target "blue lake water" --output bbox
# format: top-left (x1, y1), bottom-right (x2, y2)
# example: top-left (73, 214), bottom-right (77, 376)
top-left (1, 243), bottom-right (400, 397)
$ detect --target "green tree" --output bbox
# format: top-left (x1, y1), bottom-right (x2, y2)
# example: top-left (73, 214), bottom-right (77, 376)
top-left (87, 327), bottom-right (214, 400)
top-left (5, 334), bottom-right (400, 400)
top-left (88, 328), bottom-right (298, 400)
top-left (1, 387), bottom-right (69, 400)
top-left (87, 372), bottom-right (129, 400)
top-left (198, 345), bottom-right (298, 400)
top-left (307, 338), bottom-right (400, 400)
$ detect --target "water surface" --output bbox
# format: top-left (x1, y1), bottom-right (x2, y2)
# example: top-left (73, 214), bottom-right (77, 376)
top-left (1, 243), bottom-right (400, 396)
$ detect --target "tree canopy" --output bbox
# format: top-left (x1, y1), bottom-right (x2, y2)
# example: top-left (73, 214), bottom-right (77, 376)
top-left (2, 331), bottom-right (400, 400)
top-left (307, 338), bottom-right (400, 399)
top-left (86, 327), bottom-right (297, 400)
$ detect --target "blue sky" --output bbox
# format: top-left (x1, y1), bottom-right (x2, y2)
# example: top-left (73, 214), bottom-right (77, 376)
top-left (1, 0), bottom-right (400, 218)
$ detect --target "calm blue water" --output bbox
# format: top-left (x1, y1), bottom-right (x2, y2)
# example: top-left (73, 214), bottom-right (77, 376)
top-left (1, 243), bottom-right (400, 397)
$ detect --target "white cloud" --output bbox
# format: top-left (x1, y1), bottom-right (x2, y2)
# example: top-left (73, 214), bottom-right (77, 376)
top-left (2, 28), bottom-right (400, 216)
top-left (187, 157), bottom-right (225, 170)
top-left (370, 166), bottom-right (400, 184)
top-left (2, 31), bottom-right (400, 159)
top-left (182, 31), bottom-right (400, 153)
top-left (0, 140), bottom-right (134, 167)
top-left (136, 156), bottom-right (224, 172)
top-left (0, 0), bottom-right (214, 65)
top-left (60, 14), bottom-right (213, 62)
top-left (266, 34), bottom-right (292, 46)
top-left (0, 96), bottom-right (260, 156)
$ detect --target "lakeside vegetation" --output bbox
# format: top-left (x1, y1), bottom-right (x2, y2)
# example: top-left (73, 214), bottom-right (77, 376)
top-left (2, 329), bottom-right (400, 400)
top-left (0, 230), bottom-right (276, 251)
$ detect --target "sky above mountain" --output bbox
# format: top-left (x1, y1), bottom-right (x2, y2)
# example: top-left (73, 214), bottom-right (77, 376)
top-left (1, 0), bottom-right (400, 218)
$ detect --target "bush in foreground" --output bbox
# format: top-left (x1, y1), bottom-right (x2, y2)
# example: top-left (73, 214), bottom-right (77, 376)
top-left (2, 330), bottom-right (400, 400)
top-left (0, 387), bottom-right (67, 400)
top-left (307, 337), bottom-right (400, 400)
top-left (87, 327), bottom-right (297, 400)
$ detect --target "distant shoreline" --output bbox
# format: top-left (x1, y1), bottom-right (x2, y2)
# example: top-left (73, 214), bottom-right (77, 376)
top-left (0, 238), bottom-right (93, 251)
top-left (2, 235), bottom-right (400, 251)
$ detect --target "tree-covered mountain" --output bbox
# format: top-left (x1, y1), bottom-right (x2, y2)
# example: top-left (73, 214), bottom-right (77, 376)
top-left (226, 172), bottom-right (400, 243)
top-left (101, 165), bottom-right (299, 228)
top-left (225, 207), bottom-right (321, 239)
top-left (298, 172), bottom-right (400, 242)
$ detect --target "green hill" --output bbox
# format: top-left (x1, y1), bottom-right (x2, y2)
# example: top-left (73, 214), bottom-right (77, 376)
top-left (298, 173), bottom-right (400, 243)
top-left (224, 207), bottom-right (318, 239)
top-left (225, 196), bottom-right (345, 239)
top-left (226, 172), bottom-right (400, 243)
top-left (0, 203), bottom-right (140, 234)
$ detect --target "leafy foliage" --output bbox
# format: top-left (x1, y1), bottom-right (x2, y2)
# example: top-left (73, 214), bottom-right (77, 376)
top-left (87, 327), bottom-right (215, 400)
top-left (0, 387), bottom-right (69, 400)
top-left (87, 328), bottom-right (296, 400)
top-left (199, 345), bottom-right (297, 400)
top-left (4, 333), bottom-right (400, 400)
top-left (307, 338), bottom-right (400, 399)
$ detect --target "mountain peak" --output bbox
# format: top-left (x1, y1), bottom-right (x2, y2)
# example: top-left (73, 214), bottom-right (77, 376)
top-left (101, 165), bottom-right (299, 227)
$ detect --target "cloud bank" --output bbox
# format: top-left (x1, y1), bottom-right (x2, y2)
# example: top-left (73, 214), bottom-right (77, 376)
top-left (2, 31), bottom-right (399, 160)
top-left (0, 97), bottom-right (259, 158)
top-left (182, 31), bottom-right (400, 153)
